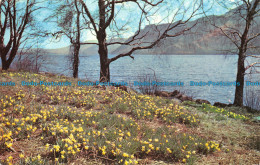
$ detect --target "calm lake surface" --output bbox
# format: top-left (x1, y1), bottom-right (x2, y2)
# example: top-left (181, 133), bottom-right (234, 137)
top-left (39, 54), bottom-right (259, 105)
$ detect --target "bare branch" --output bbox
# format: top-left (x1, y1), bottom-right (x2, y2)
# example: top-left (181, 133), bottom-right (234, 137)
top-left (248, 55), bottom-right (260, 58)
top-left (108, 0), bottom-right (202, 63)
top-left (247, 32), bottom-right (260, 43)
top-left (79, 0), bottom-right (98, 34)
top-left (105, 0), bottom-right (115, 29)
top-left (106, 0), bottom-right (163, 7)
top-left (246, 62), bottom-right (260, 70)
top-left (107, 11), bottom-right (146, 45)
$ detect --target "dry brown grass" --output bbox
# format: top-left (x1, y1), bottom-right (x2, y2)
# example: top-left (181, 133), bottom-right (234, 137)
top-left (183, 104), bottom-right (260, 165)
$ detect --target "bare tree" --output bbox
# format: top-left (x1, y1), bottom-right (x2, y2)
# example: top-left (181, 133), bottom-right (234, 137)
top-left (204, 0), bottom-right (259, 106)
top-left (79, 0), bottom-right (202, 82)
top-left (46, 0), bottom-right (86, 78)
top-left (13, 38), bottom-right (46, 72)
top-left (0, 0), bottom-right (41, 70)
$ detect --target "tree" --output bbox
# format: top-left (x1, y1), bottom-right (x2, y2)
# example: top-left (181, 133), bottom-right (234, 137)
top-left (72, 0), bottom-right (81, 78)
top-left (47, 0), bottom-right (85, 78)
top-left (0, 0), bottom-right (41, 70)
top-left (205, 0), bottom-right (259, 106)
top-left (79, 0), bottom-right (202, 82)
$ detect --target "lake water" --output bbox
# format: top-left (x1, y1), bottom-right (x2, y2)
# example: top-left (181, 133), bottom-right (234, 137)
top-left (39, 54), bottom-right (259, 105)
top-left (1, 54), bottom-right (259, 106)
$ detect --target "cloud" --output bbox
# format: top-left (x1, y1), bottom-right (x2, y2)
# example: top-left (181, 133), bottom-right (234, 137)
top-left (149, 14), bottom-right (164, 24)
top-left (42, 37), bottom-right (70, 49)
top-left (84, 31), bottom-right (97, 41)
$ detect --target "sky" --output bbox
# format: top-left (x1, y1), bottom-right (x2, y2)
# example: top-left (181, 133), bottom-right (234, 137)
top-left (2, 0), bottom-right (238, 49)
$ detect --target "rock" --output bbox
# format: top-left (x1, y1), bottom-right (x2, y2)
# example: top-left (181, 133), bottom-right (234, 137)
top-left (196, 99), bottom-right (211, 104)
top-left (244, 106), bottom-right (259, 113)
top-left (161, 91), bottom-right (170, 97)
top-left (119, 86), bottom-right (128, 93)
top-left (180, 94), bottom-right (193, 102)
top-left (154, 91), bottom-right (170, 97)
top-left (42, 72), bottom-right (56, 77)
top-left (175, 93), bottom-right (183, 99)
top-left (170, 90), bottom-right (180, 97)
top-left (154, 91), bottom-right (159, 96)
top-left (173, 93), bottom-right (192, 101)
top-left (151, 90), bottom-right (193, 102)
top-left (95, 84), bottom-right (106, 90)
top-left (213, 102), bottom-right (228, 108)
top-left (111, 84), bottom-right (129, 93)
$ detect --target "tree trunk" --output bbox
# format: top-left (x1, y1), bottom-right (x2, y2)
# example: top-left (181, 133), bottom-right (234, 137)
top-left (233, 0), bottom-right (258, 106)
top-left (1, 54), bottom-right (12, 70)
top-left (73, 44), bottom-right (80, 78)
top-left (98, 38), bottom-right (110, 82)
top-left (234, 52), bottom-right (245, 106)
top-left (5, 48), bottom-right (18, 70)
top-left (73, 0), bottom-right (81, 78)
top-left (97, 0), bottom-right (110, 82)
top-left (2, 61), bottom-right (11, 70)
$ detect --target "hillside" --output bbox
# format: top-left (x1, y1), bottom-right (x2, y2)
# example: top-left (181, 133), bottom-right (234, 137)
top-left (0, 70), bottom-right (259, 164)
top-left (113, 6), bottom-right (260, 55)
top-left (43, 5), bottom-right (260, 56)
top-left (45, 38), bottom-right (126, 56)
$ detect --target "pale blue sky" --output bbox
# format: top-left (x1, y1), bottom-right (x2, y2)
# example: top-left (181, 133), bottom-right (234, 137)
top-left (6, 0), bottom-right (238, 49)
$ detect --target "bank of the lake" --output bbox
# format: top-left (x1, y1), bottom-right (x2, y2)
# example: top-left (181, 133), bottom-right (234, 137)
top-left (38, 54), bottom-right (259, 106)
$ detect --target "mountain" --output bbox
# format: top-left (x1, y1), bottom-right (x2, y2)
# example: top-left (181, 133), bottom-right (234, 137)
top-left (113, 5), bottom-right (260, 55)
top-left (44, 4), bottom-right (259, 56)
top-left (44, 38), bottom-right (126, 55)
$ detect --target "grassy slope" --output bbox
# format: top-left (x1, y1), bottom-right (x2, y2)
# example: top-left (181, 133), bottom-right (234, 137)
top-left (0, 71), bottom-right (259, 165)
